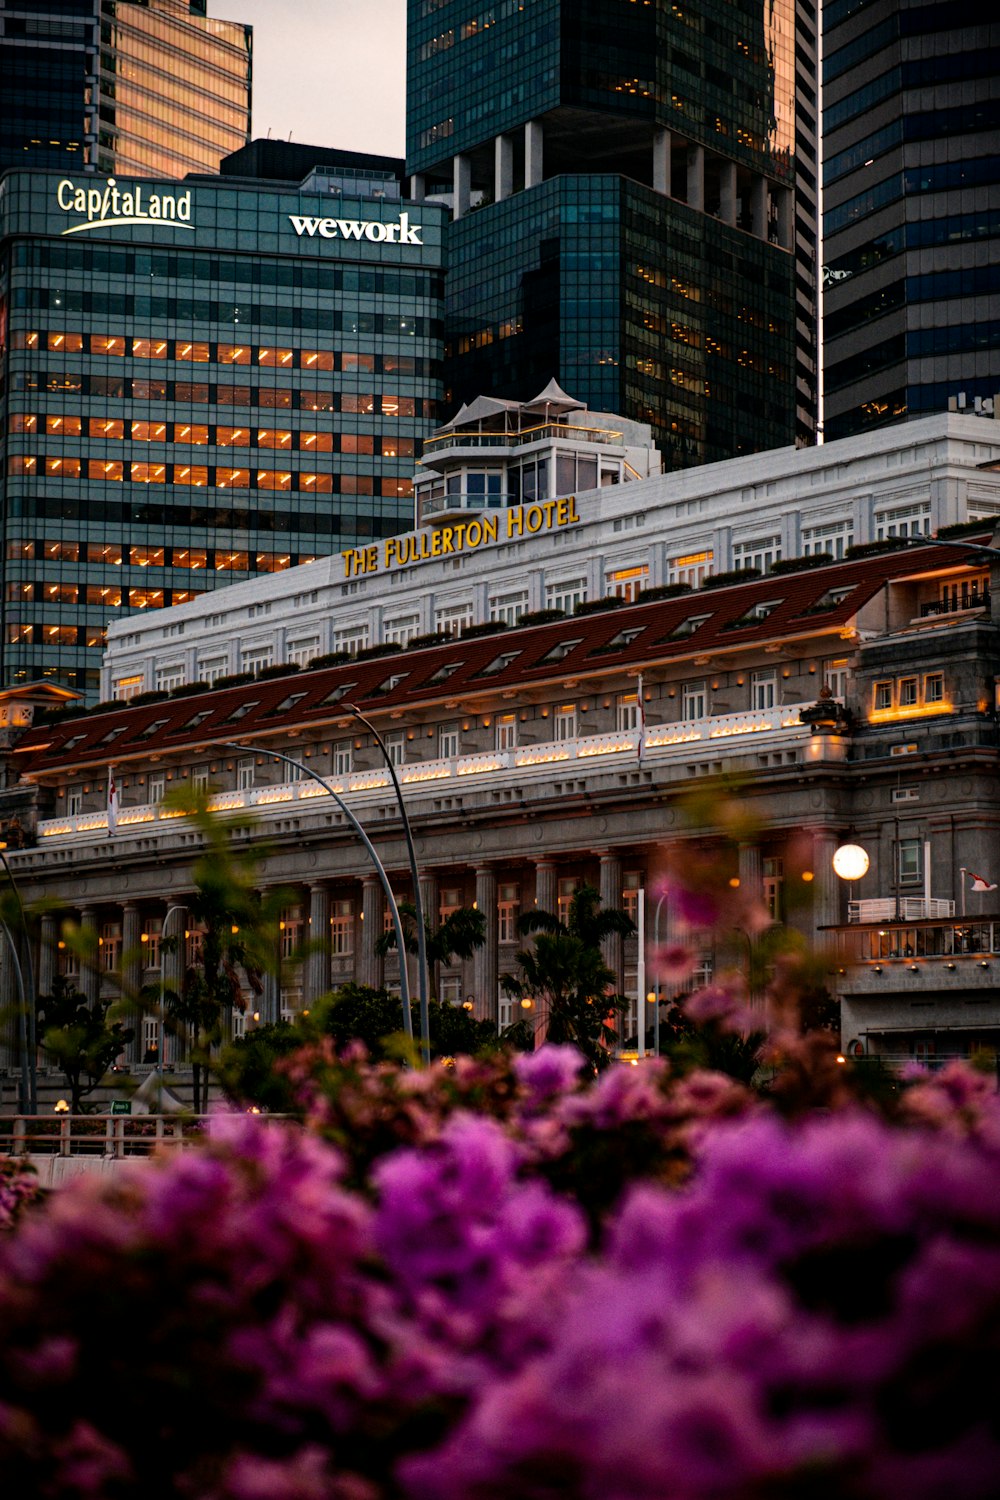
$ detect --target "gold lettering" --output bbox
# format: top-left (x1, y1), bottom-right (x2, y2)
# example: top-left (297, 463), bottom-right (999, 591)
top-left (541, 499), bottom-right (558, 529)
top-left (525, 505), bottom-right (544, 534)
top-left (440, 526), bottom-right (454, 554)
top-left (467, 520), bottom-right (483, 548)
top-left (555, 497), bottom-right (569, 526)
top-left (454, 523), bottom-right (467, 550)
top-left (384, 537), bottom-right (399, 568)
top-left (507, 507), bottom-right (524, 538)
top-left (568, 495), bottom-right (580, 523)
top-left (482, 516), bottom-right (498, 543)
top-left (363, 545), bottom-right (378, 573)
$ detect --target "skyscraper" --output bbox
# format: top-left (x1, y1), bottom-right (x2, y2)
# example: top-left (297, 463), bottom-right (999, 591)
top-left (822, 1), bottom-right (1000, 441)
top-left (406, 0), bottom-right (819, 467)
top-left (0, 0), bottom-right (251, 179)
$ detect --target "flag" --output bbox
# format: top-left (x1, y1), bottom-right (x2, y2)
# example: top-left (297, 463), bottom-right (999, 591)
top-left (107, 764), bottom-right (119, 837)
top-left (636, 673), bottom-right (646, 764)
top-left (969, 872), bottom-right (997, 892)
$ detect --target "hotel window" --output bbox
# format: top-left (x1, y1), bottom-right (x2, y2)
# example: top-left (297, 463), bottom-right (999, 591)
top-left (489, 589), bottom-right (528, 626)
top-left (496, 713), bottom-right (517, 751)
top-left (668, 550), bottom-right (713, 587)
top-left (874, 503), bottom-right (930, 540)
top-left (874, 680), bottom-right (893, 711)
top-left (173, 423), bottom-right (209, 445)
top-left (606, 564), bottom-right (649, 602)
top-left (46, 415), bottom-right (82, 435)
top-left (141, 919), bottom-right (162, 969)
top-left (237, 758), bottom-right (255, 792)
top-left (280, 906), bottom-right (303, 961)
top-left (557, 878), bottom-right (577, 924)
top-left (101, 922), bottom-right (122, 972)
top-left (148, 773), bottom-right (166, 804)
top-left (155, 665), bottom-right (185, 693)
top-left (176, 341), bottom-right (210, 363)
top-left (545, 577), bottom-right (587, 613)
top-left (435, 601), bottom-right (474, 636)
top-left (333, 625), bottom-right (369, 654)
top-left (617, 693), bottom-right (640, 732)
top-left (553, 704), bottom-right (577, 740)
top-left (440, 888), bottom-right (462, 922)
top-left (763, 858), bottom-right (784, 920)
top-left (199, 657), bottom-right (228, 686)
top-left (438, 723), bottom-right (460, 759)
top-left (498, 883), bottom-right (520, 943)
top-left (802, 521), bottom-right (852, 559)
top-left (240, 644), bottom-right (274, 675)
top-left (824, 660), bottom-right (849, 699)
top-left (333, 741), bottom-right (353, 777)
top-left (330, 900), bottom-right (354, 956)
top-left (899, 677), bottom-right (918, 708)
top-left (897, 837), bottom-right (922, 885)
top-left (112, 674), bottom-right (144, 701)
top-left (385, 732), bottom-right (406, 768)
top-left (130, 421), bottom-right (167, 442)
top-left (925, 672), bottom-right (944, 704)
top-left (217, 426), bottom-right (250, 447)
top-left (300, 430), bottom-right (334, 452)
top-left (132, 338), bottom-right (168, 359)
top-left (217, 343), bottom-right (251, 364)
top-left (192, 766), bottom-right (210, 792)
top-left (682, 680), bottom-right (707, 719)
top-left (257, 347), bottom-right (294, 367)
top-left (732, 535), bottom-right (781, 573)
top-left (287, 636), bottom-right (320, 668)
top-left (751, 670), bottom-right (777, 711)
top-left (67, 785), bottom-right (83, 817)
top-left (384, 614), bottom-right (419, 647)
top-left (622, 872), bottom-right (642, 924)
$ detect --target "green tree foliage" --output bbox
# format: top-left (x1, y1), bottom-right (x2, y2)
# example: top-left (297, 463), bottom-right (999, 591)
top-left (374, 902), bottom-right (487, 966)
top-left (161, 791), bottom-right (287, 1112)
top-left (502, 883), bottom-right (635, 1069)
top-left (38, 976), bottom-right (134, 1112)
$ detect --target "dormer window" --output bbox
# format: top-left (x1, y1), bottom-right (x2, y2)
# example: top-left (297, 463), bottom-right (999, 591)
top-left (476, 650), bottom-right (521, 678)
top-left (665, 613), bottom-right (712, 641)
top-left (537, 638), bottom-right (582, 666)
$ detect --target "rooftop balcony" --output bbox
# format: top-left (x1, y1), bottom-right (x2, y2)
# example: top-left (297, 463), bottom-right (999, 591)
top-left (417, 489), bottom-right (516, 523)
top-left (30, 702), bottom-right (813, 851)
top-left (421, 422), bottom-right (624, 458)
top-left (831, 917), bottom-right (1000, 964)
top-left (848, 897), bottom-right (956, 923)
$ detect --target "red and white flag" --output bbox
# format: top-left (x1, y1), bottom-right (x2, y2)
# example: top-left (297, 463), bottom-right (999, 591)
top-left (636, 674), bottom-right (646, 764)
top-left (969, 871), bottom-right (997, 892)
top-left (107, 764), bottom-right (119, 837)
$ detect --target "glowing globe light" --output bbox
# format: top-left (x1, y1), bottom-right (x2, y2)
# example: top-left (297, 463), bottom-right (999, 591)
top-left (832, 844), bottom-right (870, 881)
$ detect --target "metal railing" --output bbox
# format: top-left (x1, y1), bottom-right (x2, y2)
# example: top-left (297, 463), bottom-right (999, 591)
top-left (2, 1113), bottom-right (211, 1159)
top-left (833, 918), bottom-right (1000, 962)
top-left (848, 897), bottom-right (956, 923)
top-left (35, 704), bottom-right (811, 847)
top-left (422, 422), bottom-right (624, 453)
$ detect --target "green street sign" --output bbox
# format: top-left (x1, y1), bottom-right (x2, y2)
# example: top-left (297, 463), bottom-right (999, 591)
top-left (110, 1100), bottom-right (132, 1116)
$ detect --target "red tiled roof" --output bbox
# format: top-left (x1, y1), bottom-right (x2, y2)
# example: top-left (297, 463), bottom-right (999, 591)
top-left (16, 541), bottom-right (982, 776)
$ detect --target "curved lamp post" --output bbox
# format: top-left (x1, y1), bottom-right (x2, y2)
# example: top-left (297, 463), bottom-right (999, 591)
top-left (338, 704), bottom-right (430, 1067)
top-left (0, 844), bottom-right (36, 1114)
top-left (218, 741), bottom-right (415, 1048)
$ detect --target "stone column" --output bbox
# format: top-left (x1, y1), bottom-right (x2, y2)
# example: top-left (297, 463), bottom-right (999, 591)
top-left (752, 175), bottom-right (768, 239)
top-left (653, 127), bottom-right (671, 196)
top-left (37, 912), bottom-right (58, 1005)
top-left (419, 870), bottom-right (440, 1000)
top-left (495, 133), bottom-right (513, 201)
top-left (812, 829), bottom-right (843, 933)
top-left (686, 144), bottom-right (704, 212)
top-left (409, 172), bottom-right (426, 202)
top-left (525, 119), bottom-right (543, 188)
top-left (305, 883), bottom-right (331, 1005)
top-left (720, 159), bottom-right (737, 225)
top-left (535, 859), bottom-right (557, 918)
top-left (474, 865), bottom-right (499, 1022)
top-left (599, 852), bottom-right (625, 993)
top-left (453, 153), bottom-right (471, 219)
top-left (360, 875), bottom-right (384, 990)
top-left (161, 905), bottom-right (187, 1066)
top-left (121, 902), bottom-right (143, 1066)
top-left (79, 906), bottom-right (100, 1006)
top-left (738, 842), bottom-right (764, 910)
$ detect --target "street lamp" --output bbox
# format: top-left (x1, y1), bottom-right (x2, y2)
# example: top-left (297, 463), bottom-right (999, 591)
top-left (338, 703), bottom-right (430, 1067)
top-left (218, 740), bottom-right (415, 1049)
top-left (155, 903), bottom-right (187, 1083)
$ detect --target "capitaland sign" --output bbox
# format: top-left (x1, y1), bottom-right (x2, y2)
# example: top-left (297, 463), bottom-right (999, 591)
top-left (56, 177), bottom-right (193, 235)
top-left (289, 211), bottom-right (422, 245)
top-left (342, 497), bottom-right (581, 579)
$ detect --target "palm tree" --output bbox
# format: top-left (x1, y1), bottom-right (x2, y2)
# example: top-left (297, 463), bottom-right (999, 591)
top-left (502, 883), bottom-right (635, 1068)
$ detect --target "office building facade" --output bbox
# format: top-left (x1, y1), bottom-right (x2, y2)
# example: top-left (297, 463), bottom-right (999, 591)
top-left (0, 166), bottom-right (445, 696)
top-left (822, 1), bottom-right (1000, 441)
top-left (406, 0), bottom-right (819, 466)
top-left (0, 0), bottom-right (252, 179)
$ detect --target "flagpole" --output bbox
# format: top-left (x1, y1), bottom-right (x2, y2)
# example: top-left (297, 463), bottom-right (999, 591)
top-left (960, 868), bottom-right (966, 919)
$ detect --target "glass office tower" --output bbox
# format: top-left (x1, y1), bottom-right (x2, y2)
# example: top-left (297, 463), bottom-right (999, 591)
top-left (822, 1), bottom-right (1000, 441)
top-left (0, 0), bottom-right (251, 178)
top-left (407, 0), bottom-right (818, 467)
top-left (0, 168), bottom-right (444, 696)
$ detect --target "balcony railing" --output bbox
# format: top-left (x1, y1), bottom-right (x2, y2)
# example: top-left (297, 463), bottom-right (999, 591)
top-left (421, 422), bottom-right (624, 454)
top-left (848, 897), bottom-right (956, 923)
top-left (418, 490), bottom-right (516, 521)
top-left (919, 591), bottom-right (989, 618)
top-left (833, 917), bottom-right (1000, 962)
top-left (34, 703), bottom-right (810, 847)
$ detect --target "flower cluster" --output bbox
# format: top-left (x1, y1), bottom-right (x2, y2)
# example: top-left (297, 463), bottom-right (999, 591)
top-left (0, 1159), bottom-right (41, 1231)
top-left (1, 1051), bottom-right (1000, 1498)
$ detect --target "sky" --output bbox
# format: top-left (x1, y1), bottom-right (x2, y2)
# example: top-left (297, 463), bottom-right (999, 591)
top-left (210, 1), bottom-right (408, 157)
